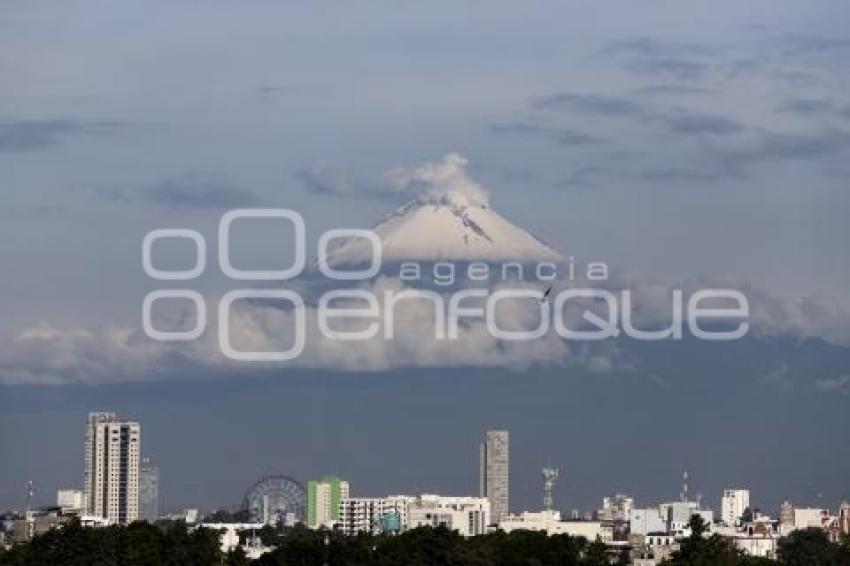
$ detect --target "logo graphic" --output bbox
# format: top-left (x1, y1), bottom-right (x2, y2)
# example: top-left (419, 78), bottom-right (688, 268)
top-left (143, 209), bottom-right (750, 361)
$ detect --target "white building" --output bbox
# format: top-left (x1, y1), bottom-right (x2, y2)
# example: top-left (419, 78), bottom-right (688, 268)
top-left (408, 495), bottom-right (490, 537)
top-left (661, 501), bottom-right (713, 535)
top-left (338, 496), bottom-right (414, 535)
top-left (630, 501), bottom-right (713, 537)
top-left (721, 489), bottom-right (750, 526)
top-left (198, 523), bottom-right (266, 554)
top-left (599, 494), bottom-right (634, 522)
top-left (56, 489), bottom-right (85, 512)
top-left (792, 507), bottom-right (829, 530)
top-left (338, 495), bottom-right (490, 537)
top-left (629, 507), bottom-right (667, 536)
top-left (499, 510), bottom-right (612, 541)
top-left (84, 412), bottom-right (141, 524)
top-left (480, 430), bottom-right (509, 524)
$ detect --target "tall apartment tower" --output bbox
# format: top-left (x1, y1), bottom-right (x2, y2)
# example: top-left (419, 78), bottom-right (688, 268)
top-left (139, 457), bottom-right (160, 521)
top-left (306, 476), bottom-right (349, 529)
top-left (84, 412), bottom-right (141, 524)
top-left (479, 429), bottom-right (509, 524)
top-left (721, 489), bottom-right (750, 526)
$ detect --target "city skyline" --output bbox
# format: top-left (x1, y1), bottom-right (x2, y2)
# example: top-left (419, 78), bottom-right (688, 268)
top-left (4, 409), bottom-right (845, 524)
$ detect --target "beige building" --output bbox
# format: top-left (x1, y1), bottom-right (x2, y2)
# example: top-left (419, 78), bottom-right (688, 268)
top-left (499, 510), bottom-right (613, 541)
top-left (84, 412), bottom-right (141, 524)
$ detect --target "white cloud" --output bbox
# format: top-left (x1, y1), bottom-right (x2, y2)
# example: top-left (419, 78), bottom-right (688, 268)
top-left (383, 153), bottom-right (490, 208)
top-left (3, 270), bottom-right (849, 385)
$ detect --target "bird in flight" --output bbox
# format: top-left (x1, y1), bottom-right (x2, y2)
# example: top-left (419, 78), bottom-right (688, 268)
top-left (540, 285), bottom-right (552, 303)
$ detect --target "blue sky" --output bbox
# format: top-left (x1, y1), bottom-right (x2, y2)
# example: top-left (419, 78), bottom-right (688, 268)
top-left (1, 1), bottom-right (849, 513)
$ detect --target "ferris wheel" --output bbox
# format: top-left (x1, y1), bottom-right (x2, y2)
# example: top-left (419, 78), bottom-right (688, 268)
top-left (242, 475), bottom-right (306, 525)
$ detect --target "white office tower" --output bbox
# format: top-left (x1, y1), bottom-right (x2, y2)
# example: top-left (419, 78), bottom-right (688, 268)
top-left (480, 429), bottom-right (509, 524)
top-left (721, 489), bottom-right (750, 526)
top-left (84, 412), bottom-right (141, 524)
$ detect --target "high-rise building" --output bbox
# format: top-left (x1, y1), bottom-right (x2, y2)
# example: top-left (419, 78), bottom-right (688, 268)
top-left (306, 476), bottom-right (349, 529)
top-left (139, 457), bottom-right (159, 521)
top-left (721, 489), bottom-right (750, 526)
top-left (83, 412), bottom-right (141, 524)
top-left (479, 429), bottom-right (509, 524)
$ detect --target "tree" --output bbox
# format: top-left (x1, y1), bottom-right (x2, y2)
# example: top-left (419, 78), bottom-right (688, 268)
top-left (666, 514), bottom-right (741, 566)
top-left (778, 527), bottom-right (839, 566)
top-left (582, 538), bottom-right (610, 565)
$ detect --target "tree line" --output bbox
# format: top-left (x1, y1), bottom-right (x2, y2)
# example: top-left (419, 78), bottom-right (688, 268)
top-left (2, 515), bottom-right (850, 565)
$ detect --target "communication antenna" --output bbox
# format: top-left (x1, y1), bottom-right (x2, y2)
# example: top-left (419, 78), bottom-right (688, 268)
top-left (680, 470), bottom-right (689, 502)
top-left (542, 466), bottom-right (559, 511)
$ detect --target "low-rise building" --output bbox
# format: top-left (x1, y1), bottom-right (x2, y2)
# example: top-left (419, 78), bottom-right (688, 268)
top-left (197, 522), bottom-right (266, 554)
top-left (56, 489), bottom-right (85, 513)
top-left (408, 495), bottom-right (489, 537)
top-left (338, 496), bottom-right (414, 535)
top-left (498, 510), bottom-right (612, 541)
top-left (598, 494), bottom-right (633, 522)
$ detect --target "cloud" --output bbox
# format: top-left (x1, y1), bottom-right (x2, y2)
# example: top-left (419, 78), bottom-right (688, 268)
top-left (3, 268), bottom-right (850, 386)
top-left (490, 122), bottom-right (606, 146)
top-left (641, 168), bottom-right (722, 183)
top-left (651, 112), bottom-right (744, 136)
top-left (777, 98), bottom-right (850, 120)
top-left (717, 129), bottom-right (850, 171)
top-left (296, 161), bottom-right (355, 196)
top-left (555, 166), bottom-right (609, 189)
top-left (633, 85), bottom-right (714, 97)
top-left (778, 98), bottom-right (835, 116)
top-left (98, 172), bottom-right (261, 209)
top-left (297, 154), bottom-right (498, 205)
top-left (780, 35), bottom-right (850, 57)
top-left (602, 37), bottom-right (712, 81)
top-left (815, 374), bottom-right (850, 395)
top-left (533, 93), bottom-right (645, 117)
top-left (624, 58), bottom-right (709, 81)
top-left (602, 37), bottom-right (711, 58)
top-left (0, 119), bottom-right (123, 152)
top-left (383, 153), bottom-right (490, 207)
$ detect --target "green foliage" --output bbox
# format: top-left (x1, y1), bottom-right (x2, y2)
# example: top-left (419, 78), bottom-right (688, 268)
top-left (777, 527), bottom-right (850, 566)
top-left (665, 514), bottom-right (747, 566)
top-left (203, 510), bottom-right (253, 524)
top-left (0, 518), bottom-right (222, 566)
top-left (6, 517), bottom-right (850, 566)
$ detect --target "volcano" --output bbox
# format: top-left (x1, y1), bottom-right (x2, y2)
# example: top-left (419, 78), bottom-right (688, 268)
top-left (324, 191), bottom-right (563, 268)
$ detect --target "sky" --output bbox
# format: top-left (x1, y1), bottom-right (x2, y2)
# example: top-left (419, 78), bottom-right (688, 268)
top-left (1, 1), bottom-right (849, 515)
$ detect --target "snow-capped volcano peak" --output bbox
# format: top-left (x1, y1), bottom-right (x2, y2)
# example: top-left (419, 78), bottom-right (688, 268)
top-left (324, 154), bottom-right (563, 266)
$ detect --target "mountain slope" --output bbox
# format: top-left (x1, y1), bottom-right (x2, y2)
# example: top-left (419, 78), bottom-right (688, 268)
top-left (324, 195), bottom-right (563, 266)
